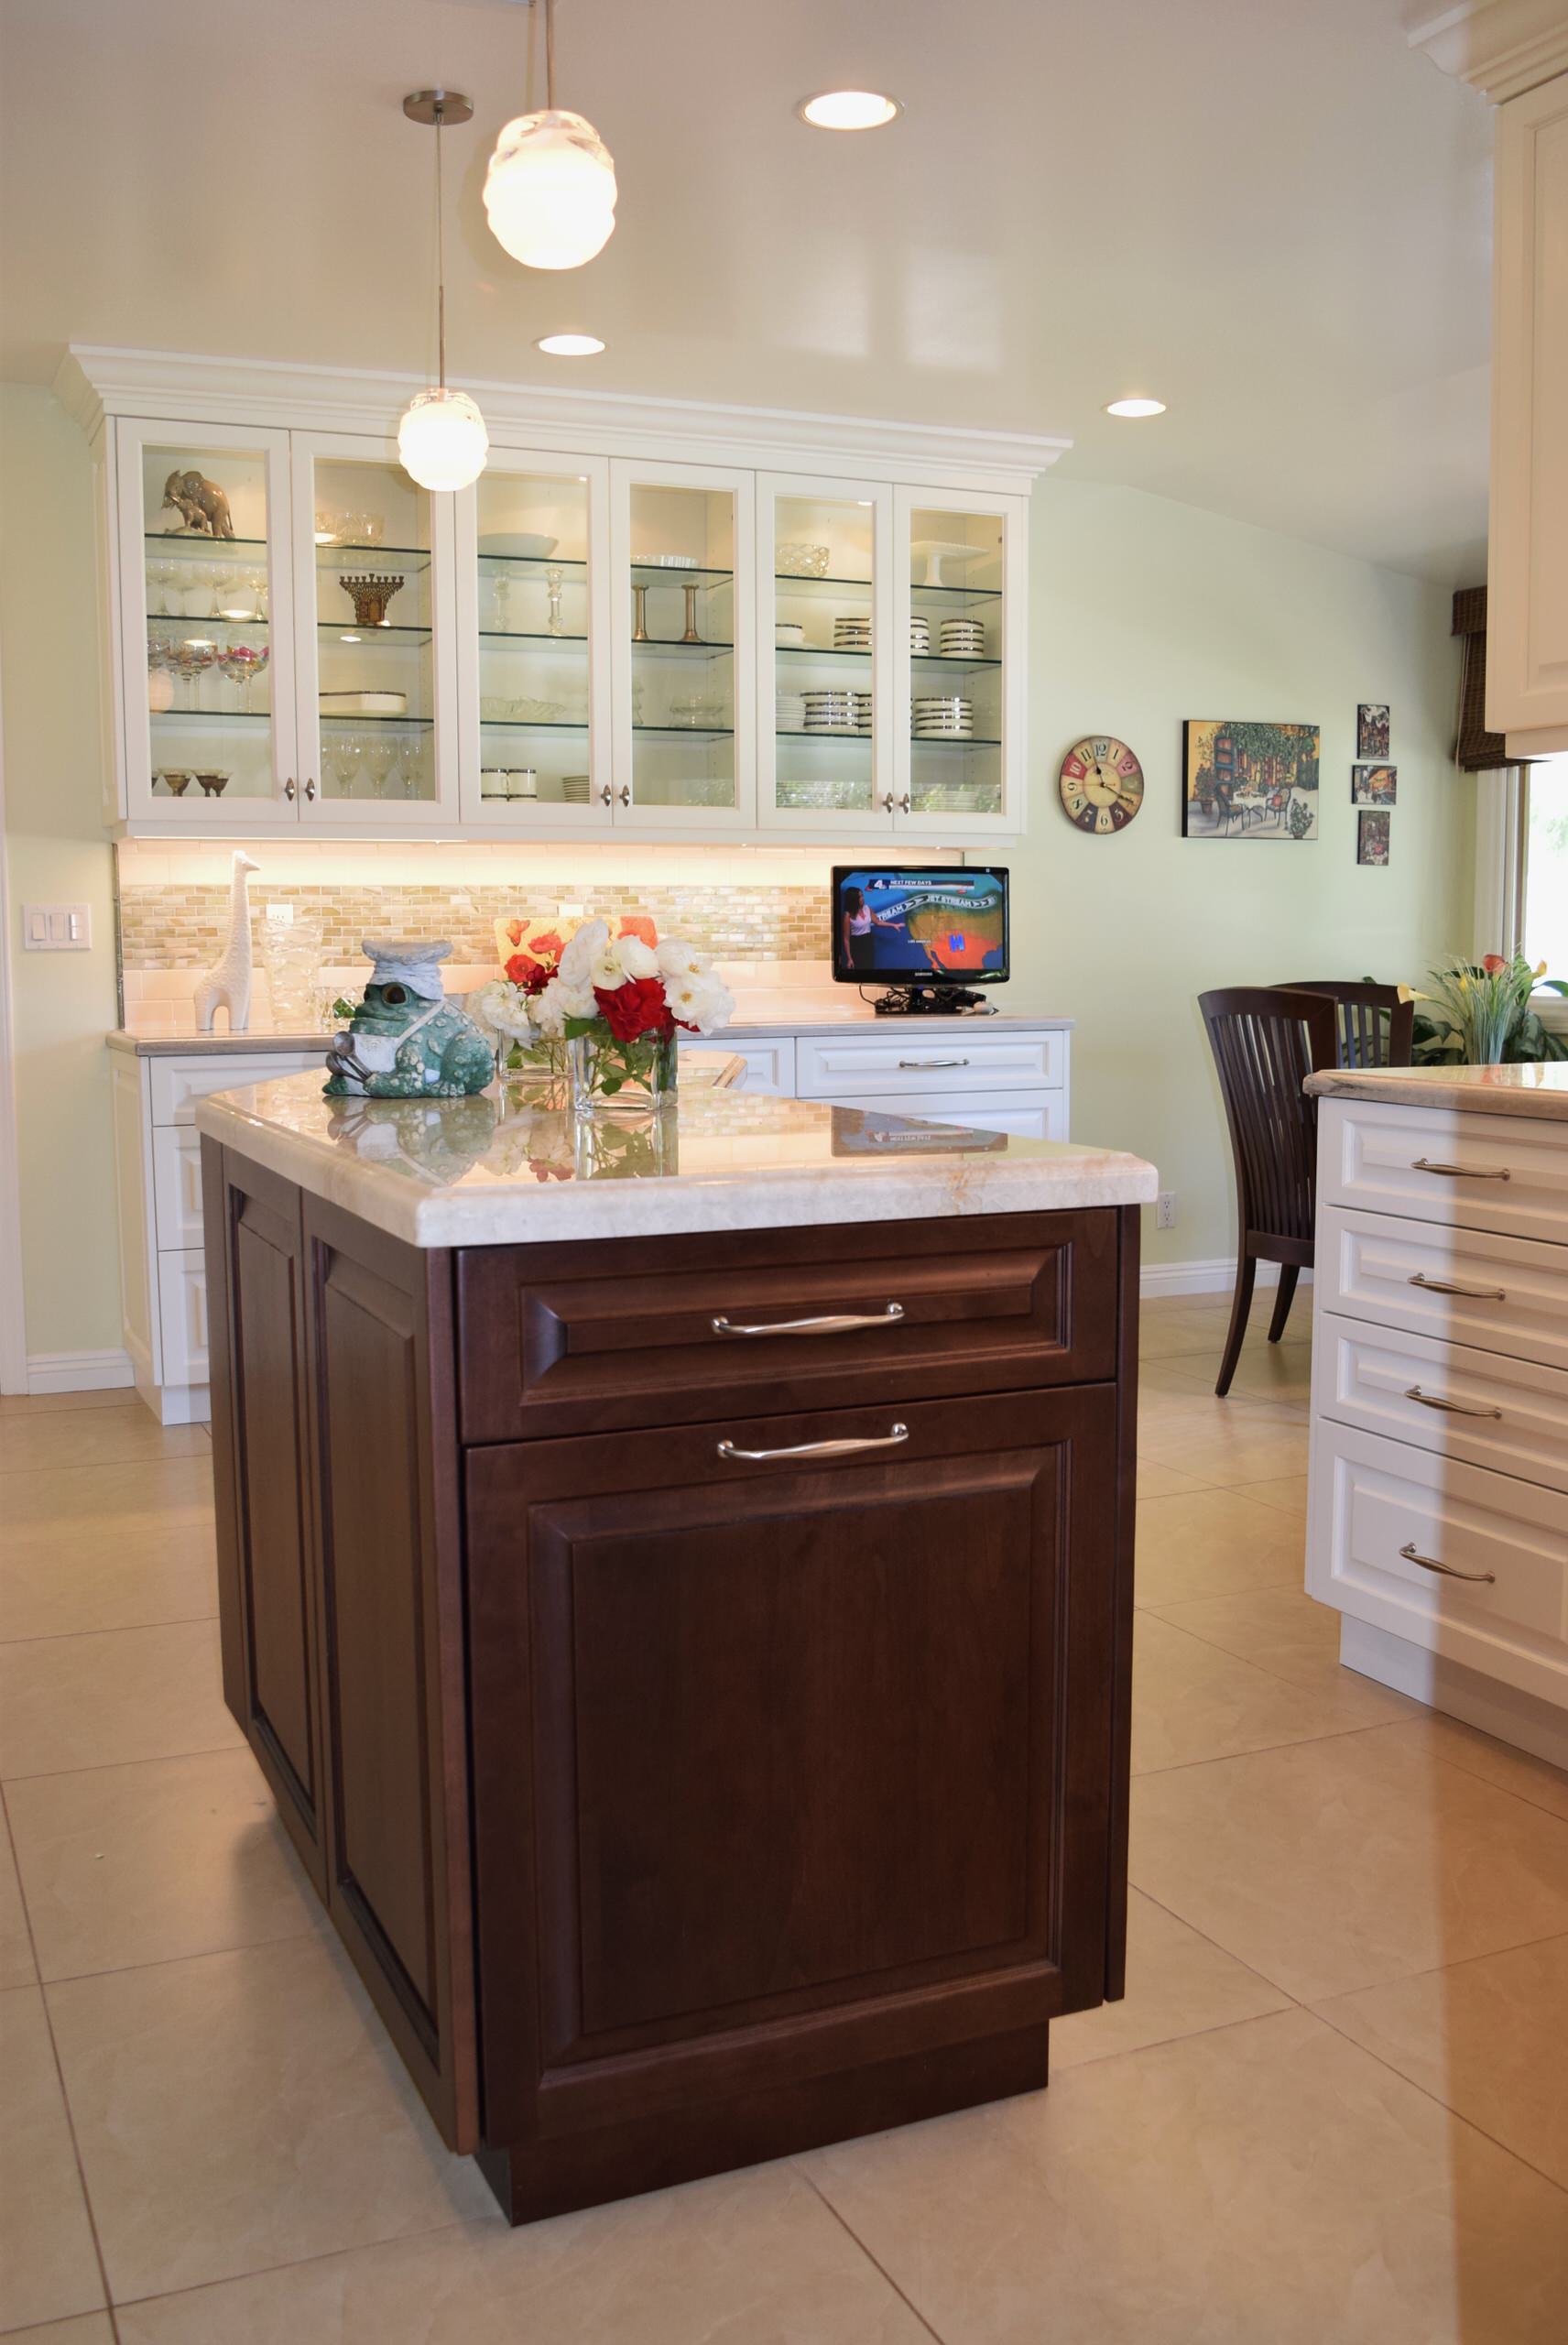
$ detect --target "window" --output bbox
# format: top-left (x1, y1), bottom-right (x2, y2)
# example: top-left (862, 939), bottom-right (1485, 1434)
top-left (1520, 757), bottom-right (1568, 980)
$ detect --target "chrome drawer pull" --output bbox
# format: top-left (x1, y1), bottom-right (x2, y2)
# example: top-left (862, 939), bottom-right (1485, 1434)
top-left (712, 1303), bottom-right (905, 1338)
top-left (1408, 1272), bottom-right (1508, 1302)
top-left (718, 1423), bottom-right (909, 1465)
top-left (1411, 1156), bottom-right (1511, 1181)
top-left (1399, 1540), bottom-right (1497, 1586)
top-left (1404, 1385), bottom-right (1503, 1421)
top-left (898, 1056), bottom-right (969, 1070)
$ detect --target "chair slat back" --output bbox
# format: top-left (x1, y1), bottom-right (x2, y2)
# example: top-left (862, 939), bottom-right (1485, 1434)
top-left (1279, 979), bottom-right (1414, 1068)
top-left (1200, 987), bottom-right (1339, 1246)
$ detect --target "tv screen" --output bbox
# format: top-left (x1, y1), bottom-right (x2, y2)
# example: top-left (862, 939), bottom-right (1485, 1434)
top-left (831, 867), bottom-right (1009, 985)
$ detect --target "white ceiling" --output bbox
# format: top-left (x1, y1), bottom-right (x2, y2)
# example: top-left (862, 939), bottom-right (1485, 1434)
top-left (0, 0), bottom-right (1494, 580)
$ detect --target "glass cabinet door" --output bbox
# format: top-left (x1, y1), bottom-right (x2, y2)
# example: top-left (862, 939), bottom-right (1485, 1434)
top-left (290, 435), bottom-right (455, 823)
top-left (458, 454), bottom-right (609, 824)
top-left (895, 490), bottom-right (1023, 834)
top-left (611, 462), bottom-right (755, 828)
top-left (759, 474), bottom-right (893, 830)
top-left (117, 420), bottom-right (296, 821)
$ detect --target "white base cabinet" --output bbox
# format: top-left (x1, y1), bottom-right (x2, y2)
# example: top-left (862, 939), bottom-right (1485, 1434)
top-left (1307, 1096), bottom-right (1568, 1758)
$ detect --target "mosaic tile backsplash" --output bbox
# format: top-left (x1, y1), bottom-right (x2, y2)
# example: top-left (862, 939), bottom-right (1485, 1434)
top-left (119, 880), bottom-right (831, 970)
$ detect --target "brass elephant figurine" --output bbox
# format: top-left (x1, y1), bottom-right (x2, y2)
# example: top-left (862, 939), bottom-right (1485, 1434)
top-left (161, 468), bottom-right (235, 539)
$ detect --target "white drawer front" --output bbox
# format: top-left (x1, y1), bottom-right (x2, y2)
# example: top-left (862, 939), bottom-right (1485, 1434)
top-left (842, 1089), bottom-right (1067, 1141)
top-left (1314, 1313), bottom-right (1568, 1494)
top-left (152, 1127), bottom-right (204, 1250)
top-left (149, 1052), bottom-right (324, 1127)
top-left (1308, 1421), bottom-right (1568, 1701)
top-left (1319, 1205), bottom-right (1568, 1371)
top-left (681, 1035), bottom-right (795, 1096)
top-left (796, 1028), bottom-right (1063, 1098)
top-left (156, 1249), bottom-right (209, 1387)
top-left (1322, 1097), bottom-right (1568, 1244)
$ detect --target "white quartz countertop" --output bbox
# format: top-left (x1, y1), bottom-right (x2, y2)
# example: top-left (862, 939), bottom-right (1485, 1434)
top-left (1305, 1063), bottom-right (1568, 1121)
top-left (195, 1070), bottom-right (1155, 1250)
top-left (108, 1028), bottom-right (334, 1057)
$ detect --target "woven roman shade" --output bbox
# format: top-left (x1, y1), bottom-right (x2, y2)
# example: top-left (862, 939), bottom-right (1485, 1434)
top-left (1452, 585), bottom-right (1519, 770)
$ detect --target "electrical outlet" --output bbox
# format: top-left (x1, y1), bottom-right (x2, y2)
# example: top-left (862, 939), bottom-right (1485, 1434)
top-left (22, 903), bottom-right (92, 951)
top-left (1156, 1192), bottom-right (1177, 1229)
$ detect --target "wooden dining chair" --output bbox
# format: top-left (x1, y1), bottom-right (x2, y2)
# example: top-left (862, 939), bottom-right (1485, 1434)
top-left (1199, 987), bottom-right (1340, 1396)
top-left (1277, 978), bottom-right (1413, 1068)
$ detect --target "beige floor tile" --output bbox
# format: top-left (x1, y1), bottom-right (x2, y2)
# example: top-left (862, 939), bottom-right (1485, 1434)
top-left (1149, 1586), bottom-right (1416, 1714)
top-left (1153, 1345), bottom-right (1314, 1409)
top-left (1130, 1728), bottom-right (1568, 2002)
top-left (0, 1388), bottom-right (145, 1418)
top-left (7, 1749), bottom-right (321, 1982)
top-left (1228, 1471), bottom-right (1309, 1516)
top-left (1140, 1403), bottom-right (1312, 1485)
top-left (1132, 1485), bottom-right (1308, 1609)
top-left (1366, 1713), bottom-right (1568, 1826)
top-left (1131, 1612), bottom-right (1410, 1775)
top-left (0, 1985), bottom-right (106, 2332)
top-left (1050, 1889), bottom-right (1290, 2070)
top-left (1136, 1457), bottom-right (1214, 1499)
top-left (47, 1933), bottom-right (495, 2301)
top-left (0, 1456), bottom-right (217, 1642)
top-left (0, 1803), bottom-right (37, 1986)
top-left (1, 2317), bottom-right (116, 2342)
top-left (802, 2007), bottom-right (1568, 2344)
top-left (114, 2162), bottom-right (934, 2345)
top-left (1317, 1934), bottom-right (1568, 2192)
top-left (0, 1620), bottom-right (242, 1780)
top-left (1138, 1303), bottom-right (1229, 1359)
top-left (0, 1404), bottom-right (208, 1478)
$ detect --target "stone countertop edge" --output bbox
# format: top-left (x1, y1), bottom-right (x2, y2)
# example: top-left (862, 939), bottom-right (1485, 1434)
top-left (109, 1008), bottom-right (1075, 1056)
top-left (195, 1085), bottom-right (1158, 1252)
top-left (1305, 1063), bottom-right (1568, 1121)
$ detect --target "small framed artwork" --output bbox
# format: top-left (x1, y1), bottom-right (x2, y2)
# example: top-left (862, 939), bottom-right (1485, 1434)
top-left (1351, 763), bottom-right (1397, 805)
top-left (1181, 720), bottom-right (1320, 840)
top-left (1357, 811), bottom-right (1390, 866)
top-left (1357, 704), bottom-right (1390, 758)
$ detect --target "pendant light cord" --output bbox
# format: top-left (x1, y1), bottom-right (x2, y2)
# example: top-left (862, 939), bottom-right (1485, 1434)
top-left (435, 101), bottom-right (447, 390)
top-left (545, 0), bottom-right (557, 110)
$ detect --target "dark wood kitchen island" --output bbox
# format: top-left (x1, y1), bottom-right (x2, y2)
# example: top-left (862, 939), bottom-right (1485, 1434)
top-left (197, 1073), bottom-right (1156, 2224)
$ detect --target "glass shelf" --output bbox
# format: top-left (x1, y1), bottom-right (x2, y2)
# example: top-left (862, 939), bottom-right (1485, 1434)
top-left (145, 532), bottom-right (269, 555)
top-left (772, 573), bottom-right (874, 600)
top-left (635, 723), bottom-right (735, 738)
top-left (314, 541), bottom-right (430, 568)
top-left (778, 728), bottom-right (873, 741)
top-left (151, 709), bottom-right (272, 727)
top-left (775, 643), bottom-right (870, 664)
top-left (910, 733), bottom-right (1001, 748)
top-left (629, 562), bottom-right (732, 588)
top-left (149, 612), bottom-right (269, 631)
top-left (909, 580), bottom-right (1004, 602)
top-left (479, 718), bottom-right (590, 733)
top-left (319, 713), bottom-right (434, 729)
top-left (630, 638), bottom-right (734, 660)
top-left (479, 629), bottom-right (588, 646)
top-left (913, 650), bottom-right (1002, 670)
top-left (479, 550), bottom-right (588, 572)
top-left (319, 623), bottom-right (432, 644)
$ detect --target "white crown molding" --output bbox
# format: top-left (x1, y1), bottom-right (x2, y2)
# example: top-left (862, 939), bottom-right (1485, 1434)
top-left (54, 346), bottom-right (1071, 491)
top-left (1405, 0), bottom-right (1568, 101)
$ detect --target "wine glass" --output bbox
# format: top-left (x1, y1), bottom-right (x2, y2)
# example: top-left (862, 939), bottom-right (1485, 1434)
top-left (545, 564), bottom-right (565, 638)
top-left (244, 643), bottom-right (270, 714)
top-left (210, 562), bottom-right (240, 618)
top-left (328, 730), bottom-right (361, 798)
top-left (147, 557), bottom-right (178, 616)
top-left (246, 569), bottom-right (268, 619)
top-left (366, 734), bottom-right (397, 797)
top-left (174, 641), bottom-right (215, 711)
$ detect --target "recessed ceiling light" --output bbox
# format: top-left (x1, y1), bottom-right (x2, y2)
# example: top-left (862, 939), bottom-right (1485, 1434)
top-left (797, 89), bottom-right (901, 130)
top-left (1105, 397), bottom-right (1167, 418)
top-left (536, 332), bottom-right (606, 357)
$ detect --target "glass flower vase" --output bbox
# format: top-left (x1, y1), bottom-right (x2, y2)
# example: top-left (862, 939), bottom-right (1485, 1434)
top-left (499, 1034), bottom-right (569, 1097)
top-left (569, 1024), bottom-right (679, 1118)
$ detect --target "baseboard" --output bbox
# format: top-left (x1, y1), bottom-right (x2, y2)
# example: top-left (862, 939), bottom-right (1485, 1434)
top-left (1340, 1616), bottom-right (1568, 1770)
top-left (26, 1347), bottom-right (136, 1396)
top-left (1140, 1259), bottom-right (1314, 1302)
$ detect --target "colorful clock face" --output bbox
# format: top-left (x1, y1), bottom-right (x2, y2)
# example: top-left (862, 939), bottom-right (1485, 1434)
top-left (1059, 736), bottom-right (1145, 834)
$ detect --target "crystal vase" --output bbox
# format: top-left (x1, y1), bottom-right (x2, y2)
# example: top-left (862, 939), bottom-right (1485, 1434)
top-left (569, 1025), bottom-right (679, 1118)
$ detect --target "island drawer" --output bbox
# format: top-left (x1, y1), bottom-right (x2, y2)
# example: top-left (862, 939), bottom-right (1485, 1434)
top-left (1317, 1205), bottom-right (1568, 1371)
top-left (1312, 1314), bottom-right (1568, 1494)
top-left (455, 1209), bottom-right (1121, 1443)
top-left (1319, 1099), bottom-right (1568, 1245)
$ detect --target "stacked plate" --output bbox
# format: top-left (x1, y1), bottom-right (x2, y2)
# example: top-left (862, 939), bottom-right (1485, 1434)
top-left (909, 616), bottom-right (931, 655)
top-left (561, 774), bottom-right (591, 803)
top-left (803, 690), bottom-right (861, 734)
top-left (939, 617), bottom-right (986, 658)
top-left (912, 694), bottom-right (974, 740)
top-left (853, 691), bottom-right (873, 731)
top-left (776, 690), bottom-right (807, 731)
top-left (833, 615), bottom-right (872, 651)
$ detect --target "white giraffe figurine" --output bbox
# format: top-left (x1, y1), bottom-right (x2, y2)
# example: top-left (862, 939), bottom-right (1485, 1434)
top-left (193, 852), bottom-right (259, 1033)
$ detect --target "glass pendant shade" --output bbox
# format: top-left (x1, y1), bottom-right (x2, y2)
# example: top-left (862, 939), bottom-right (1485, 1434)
top-left (484, 108), bottom-right (617, 269)
top-left (397, 387), bottom-right (489, 491)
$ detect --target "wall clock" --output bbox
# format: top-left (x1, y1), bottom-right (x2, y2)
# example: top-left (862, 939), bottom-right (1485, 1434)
top-left (1059, 736), bottom-right (1144, 834)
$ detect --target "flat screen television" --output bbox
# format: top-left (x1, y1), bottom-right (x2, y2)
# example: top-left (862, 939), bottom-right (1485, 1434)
top-left (831, 866), bottom-right (1009, 987)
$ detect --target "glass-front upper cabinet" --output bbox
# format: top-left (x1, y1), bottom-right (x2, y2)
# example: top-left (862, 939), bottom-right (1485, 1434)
top-left (115, 419), bottom-right (297, 823)
top-left (758, 474), bottom-right (894, 831)
top-left (893, 487), bottom-right (1026, 835)
top-left (454, 453), bottom-right (611, 826)
top-left (289, 433), bottom-right (457, 825)
top-left (610, 460), bottom-right (756, 829)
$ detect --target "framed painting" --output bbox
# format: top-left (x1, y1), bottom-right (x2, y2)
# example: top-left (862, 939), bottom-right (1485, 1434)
top-left (1181, 721), bottom-right (1320, 840)
top-left (1356, 704), bottom-right (1390, 758)
top-left (1351, 763), bottom-right (1397, 804)
top-left (1357, 811), bottom-right (1390, 866)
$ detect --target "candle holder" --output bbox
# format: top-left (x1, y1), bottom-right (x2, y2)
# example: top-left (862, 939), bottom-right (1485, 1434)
top-left (681, 582), bottom-right (702, 644)
top-left (341, 573), bottom-right (406, 628)
top-left (631, 582), bottom-right (649, 642)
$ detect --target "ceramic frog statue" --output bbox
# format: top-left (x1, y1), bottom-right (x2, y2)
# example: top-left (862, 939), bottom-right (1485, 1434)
top-left (323, 938), bottom-right (494, 1099)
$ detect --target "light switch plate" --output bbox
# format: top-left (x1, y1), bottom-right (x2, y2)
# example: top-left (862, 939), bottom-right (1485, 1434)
top-left (22, 903), bottom-right (93, 950)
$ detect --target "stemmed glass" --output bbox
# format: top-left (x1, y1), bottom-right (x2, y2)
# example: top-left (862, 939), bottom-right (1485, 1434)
top-left (242, 643), bottom-right (270, 713)
top-left (174, 641), bottom-right (215, 711)
top-left (246, 569), bottom-right (268, 619)
top-left (366, 734), bottom-right (397, 798)
top-left (147, 557), bottom-right (179, 616)
top-left (545, 565), bottom-right (565, 638)
top-left (210, 562), bottom-right (240, 618)
top-left (328, 730), bottom-right (361, 798)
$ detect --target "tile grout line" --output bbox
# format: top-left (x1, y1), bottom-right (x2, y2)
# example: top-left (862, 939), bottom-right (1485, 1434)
top-left (794, 2164), bottom-right (950, 2343)
top-left (1130, 1713), bottom-right (1568, 1828)
top-left (100, 2211), bottom-right (493, 2317)
top-left (0, 1777), bottom-right (122, 2336)
top-left (0, 1609), bottom-right (220, 1651)
top-left (1, 1738), bottom-right (244, 1788)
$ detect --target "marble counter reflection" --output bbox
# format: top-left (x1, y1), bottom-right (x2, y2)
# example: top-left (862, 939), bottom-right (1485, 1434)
top-left (195, 1069), bottom-right (1158, 1250)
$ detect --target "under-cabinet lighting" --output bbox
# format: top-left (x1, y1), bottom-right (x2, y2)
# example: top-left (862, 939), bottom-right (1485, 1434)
top-left (797, 90), bottom-right (901, 130)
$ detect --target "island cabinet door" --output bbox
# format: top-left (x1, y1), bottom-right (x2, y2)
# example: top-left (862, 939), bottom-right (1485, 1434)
top-left (466, 1384), bottom-right (1121, 2159)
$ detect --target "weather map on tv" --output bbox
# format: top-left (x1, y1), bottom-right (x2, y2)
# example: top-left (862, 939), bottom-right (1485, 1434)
top-left (832, 867), bottom-right (1008, 983)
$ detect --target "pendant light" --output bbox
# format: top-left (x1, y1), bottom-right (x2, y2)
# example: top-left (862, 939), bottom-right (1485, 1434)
top-left (398, 90), bottom-right (489, 493)
top-left (484, 0), bottom-right (617, 271)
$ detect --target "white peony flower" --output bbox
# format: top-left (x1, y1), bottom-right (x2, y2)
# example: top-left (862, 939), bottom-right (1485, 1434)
top-left (665, 971), bottom-right (734, 1034)
top-left (532, 976), bottom-right (595, 1037)
top-left (616, 933), bottom-right (659, 980)
top-left (557, 918), bottom-right (608, 990)
top-left (469, 978), bottom-right (534, 1044)
top-left (656, 936), bottom-right (702, 981)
